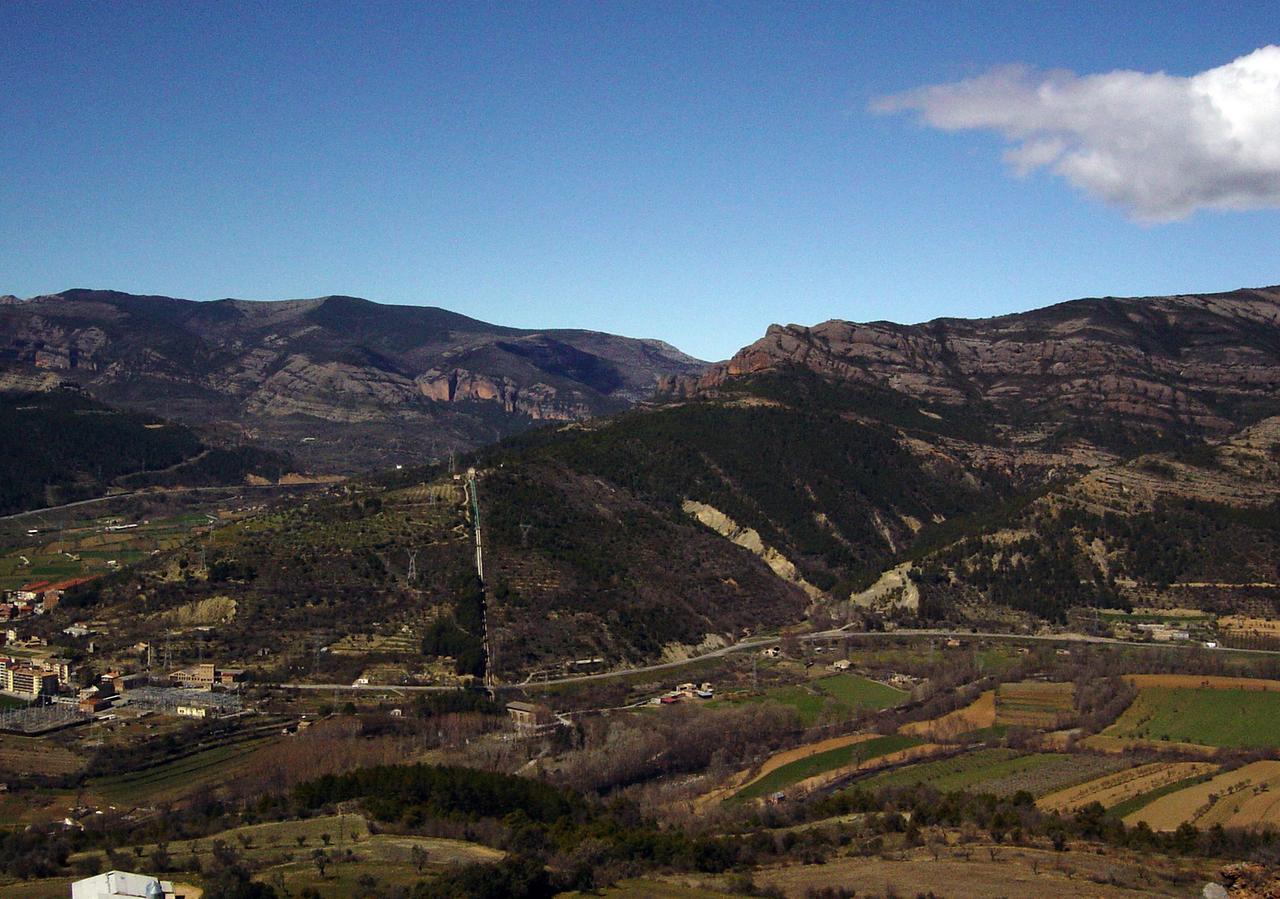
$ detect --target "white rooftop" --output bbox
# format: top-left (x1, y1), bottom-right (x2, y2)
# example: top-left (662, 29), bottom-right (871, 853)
top-left (71, 870), bottom-right (176, 899)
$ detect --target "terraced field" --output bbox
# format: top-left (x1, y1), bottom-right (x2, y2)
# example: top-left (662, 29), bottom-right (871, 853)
top-left (1104, 685), bottom-right (1280, 749)
top-left (734, 734), bottom-right (924, 801)
top-left (995, 681), bottom-right (1074, 728)
top-left (863, 749), bottom-right (1128, 798)
top-left (1124, 760), bottom-right (1280, 831)
top-left (1038, 761), bottom-right (1219, 814)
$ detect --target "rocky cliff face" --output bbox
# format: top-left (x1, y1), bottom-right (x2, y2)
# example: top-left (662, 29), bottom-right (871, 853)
top-left (0, 290), bottom-right (706, 471)
top-left (665, 287), bottom-right (1280, 457)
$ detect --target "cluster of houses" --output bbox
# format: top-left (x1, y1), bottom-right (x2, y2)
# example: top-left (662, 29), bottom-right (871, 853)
top-left (1, 576), bottom-right (95, 621)
top-left (656, 681), bottom-right (715, 704)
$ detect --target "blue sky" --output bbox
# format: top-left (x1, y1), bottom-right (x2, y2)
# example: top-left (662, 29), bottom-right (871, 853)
top-left (3, 2), bottom-right (1278, 360)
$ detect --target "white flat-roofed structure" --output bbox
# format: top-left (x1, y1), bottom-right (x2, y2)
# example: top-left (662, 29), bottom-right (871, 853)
top-left (71, 869), bottom-right (183, 898)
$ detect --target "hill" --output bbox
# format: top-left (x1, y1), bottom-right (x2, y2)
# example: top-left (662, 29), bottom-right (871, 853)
top-left (0, 389), bottom-right (289, 515)
top-left (467, 285), bottom-right (1280, 649)
top-left (0, 289), bottom-right (706, 473)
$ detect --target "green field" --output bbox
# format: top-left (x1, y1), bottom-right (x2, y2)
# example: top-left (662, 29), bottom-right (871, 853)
top-left (812, 673), bottom-right (908, 709)
top-left (746, 684), bottom-right (831, 725)
top-left (863, 748), bottom-right (1127, 799)
top-left (1104, 687), bottom-right (1280, 749)
top-left (730, 674), bottom-right (907, 726)
top-left (735, 734), bottom-right (922, 801)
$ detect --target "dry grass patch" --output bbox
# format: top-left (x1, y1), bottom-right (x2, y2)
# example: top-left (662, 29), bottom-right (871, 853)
top-left (1126, 760), bottom-right (1280, 831)
top-left (900, 690), bottom-right (995, 741)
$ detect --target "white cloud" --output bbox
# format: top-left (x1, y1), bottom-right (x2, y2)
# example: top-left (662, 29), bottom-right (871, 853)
top-left (873, 46), bottom-right (1280, 222)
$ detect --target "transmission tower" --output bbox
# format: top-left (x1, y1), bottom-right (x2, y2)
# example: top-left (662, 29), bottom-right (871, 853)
top-left (407, 549), bottom-right (418, 584)
top-left (518, 522), bottom-right (533, 547)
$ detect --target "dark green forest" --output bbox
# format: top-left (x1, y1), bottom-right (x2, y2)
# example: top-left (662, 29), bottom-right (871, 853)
top-left (0, 390), bottom-right (288, 514)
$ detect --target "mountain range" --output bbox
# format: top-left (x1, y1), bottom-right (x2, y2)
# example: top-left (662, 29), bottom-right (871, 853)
top-left (0, 289), bottom-right (705, 472)
top-left (6, 284), bottom-right (1280, 671)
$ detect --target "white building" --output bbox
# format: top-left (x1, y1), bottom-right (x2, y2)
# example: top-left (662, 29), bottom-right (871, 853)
top-left (71, 870), bottom-right (183, 898)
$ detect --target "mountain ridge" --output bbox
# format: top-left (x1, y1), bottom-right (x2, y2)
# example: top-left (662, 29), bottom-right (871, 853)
top-left (664, 285), bottom-right (1280, 457)
top-left (0, 288), bottom-right (707, 472)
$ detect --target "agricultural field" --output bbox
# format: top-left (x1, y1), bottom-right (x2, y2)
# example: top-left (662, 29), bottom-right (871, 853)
top-left (90, 733), bottom-right (282, 806)
top-left (562, 881), bottom-right (729, 899)
top-left (0, 507), bottom-right (247, 592)
top-left (329, 630), bottom-right (421, 655)
top-left (995, 680), bottom-right (1075, 728)
top-left (0, 733), bottom-right (86, 776)
top-left (811, 673), bottom-right (908, 710)
top-left (1124, 673), bottom-right (1280, 691)
top-left (1124, 760), bottom-right (1280, 832)
top-left (1038, 761), bottom-right (1219, 814)
top-left (900, 690), bottom-right (995, 741)
top-left (734, 733), bottom-right (924, 801)
top-left (731, 673), bottom-right (906, 726)
top-left (862, 748), bottom-right (1129, 798)
top-left (1103, 684), bottom-right (1280, 749)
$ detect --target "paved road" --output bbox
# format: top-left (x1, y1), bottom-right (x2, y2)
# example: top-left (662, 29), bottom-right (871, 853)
top-left (273, 625), bottom-right (1280, 693)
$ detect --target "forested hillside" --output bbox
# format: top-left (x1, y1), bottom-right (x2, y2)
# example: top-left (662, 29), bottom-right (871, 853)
top-left (0, 390), bottom-right (288, 515)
